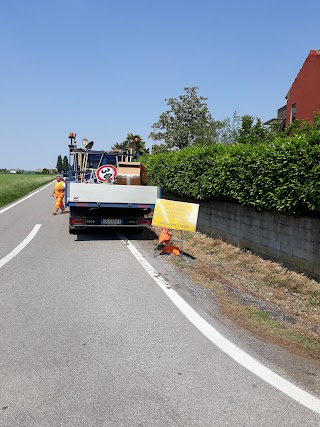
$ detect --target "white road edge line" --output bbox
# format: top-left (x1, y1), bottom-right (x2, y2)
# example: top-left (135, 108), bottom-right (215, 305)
top-left (119, 234), bottom-right (320, 415)
top-left (0, 224), bottom-right (41, 269)
top-left (0, 182), bottom-right (53, 215)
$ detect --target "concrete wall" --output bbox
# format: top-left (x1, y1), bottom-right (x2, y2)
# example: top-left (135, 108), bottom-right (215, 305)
top-left (165, 194), bottom-right (320, 281)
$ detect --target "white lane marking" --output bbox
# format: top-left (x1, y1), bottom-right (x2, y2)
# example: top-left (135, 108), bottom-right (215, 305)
top-left (0, 182), bottom-right (53, 215)
top-left (119, 234), bottom-right (320, 415)
top-left (0, 224), bottom-right (41, 269)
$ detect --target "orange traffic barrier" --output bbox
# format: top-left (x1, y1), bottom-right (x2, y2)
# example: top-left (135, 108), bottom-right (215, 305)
top-left (162, 244), bottom-right (180, 255)
top-left (158, 227), bottom-right (180, 256)
top-left (158, 227), bottom-right (172, 245)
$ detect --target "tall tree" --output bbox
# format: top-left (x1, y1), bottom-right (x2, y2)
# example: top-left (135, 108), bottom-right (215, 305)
top-left (151, 143), bottom-right (170, 155)
top-left (56, 155), bottom-right (63, 174)
top-left (216, 112), bottom-right (241, 145)
top-left (62, 156), bottom-right (69, 174)
top-left (237, 115), bottom-right (270, 145)
top-left (149, 86), bottom-right (219, 151)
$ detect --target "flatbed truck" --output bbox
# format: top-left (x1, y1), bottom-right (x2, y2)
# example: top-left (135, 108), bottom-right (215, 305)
top-left (65, 133), bottom-right (160, 234)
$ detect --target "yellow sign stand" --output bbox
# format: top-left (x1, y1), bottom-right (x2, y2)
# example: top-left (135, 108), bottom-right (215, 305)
top-left (152, 199), bottom-right (199, 231)
top-left (152, 199), bottom-right (199, 257)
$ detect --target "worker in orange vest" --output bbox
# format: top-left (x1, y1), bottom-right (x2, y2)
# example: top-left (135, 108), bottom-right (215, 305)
top-left (52, 175), bottom-right (68, 215)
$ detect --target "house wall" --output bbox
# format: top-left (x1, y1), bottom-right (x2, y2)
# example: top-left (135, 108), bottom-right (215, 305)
top-left (286, 50), bottom-right (320, 125)
top-left (164, 194), bottom-right (320, 281)
top-left (277, 105), bottom-right (286, 120)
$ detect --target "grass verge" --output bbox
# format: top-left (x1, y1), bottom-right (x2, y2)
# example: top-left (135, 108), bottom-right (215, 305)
top-left (0, 174), bottom-right (54, 208)
top-left (151, 228), bottom-right (320, 359)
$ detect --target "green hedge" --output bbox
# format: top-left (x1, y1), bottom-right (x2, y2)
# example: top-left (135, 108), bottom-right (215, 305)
top-left (142, 135), bottom-right (320, 216)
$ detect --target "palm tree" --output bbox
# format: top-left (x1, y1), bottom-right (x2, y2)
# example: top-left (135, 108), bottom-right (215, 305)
top-left (111, 133), bottom-right (149, 156)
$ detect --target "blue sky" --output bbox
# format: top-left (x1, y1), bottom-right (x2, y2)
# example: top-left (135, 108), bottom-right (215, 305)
top-left (1, 0), bottom-right (319, 170)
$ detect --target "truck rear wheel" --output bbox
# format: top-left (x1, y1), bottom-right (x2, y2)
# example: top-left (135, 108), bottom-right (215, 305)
top-left (69, 227), bottom-right (77, 235)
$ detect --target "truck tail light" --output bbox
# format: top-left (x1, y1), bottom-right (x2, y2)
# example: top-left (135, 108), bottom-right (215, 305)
top-left (70, 218), bottom-right (86, 225)
top-left (138, 218), bottom-right (151, 225)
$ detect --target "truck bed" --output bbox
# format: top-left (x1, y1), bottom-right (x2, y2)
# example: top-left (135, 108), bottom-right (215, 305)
top-left (67, 183), bottom-right (161, 206)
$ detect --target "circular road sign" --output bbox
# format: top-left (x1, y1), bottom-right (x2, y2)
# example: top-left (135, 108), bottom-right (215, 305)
top-left (96, 164), bottom-right (118, 183)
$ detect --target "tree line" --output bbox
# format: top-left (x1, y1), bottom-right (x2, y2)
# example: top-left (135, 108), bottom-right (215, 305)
top-left (147, 86), bottom-right (319, 153)
top-left (57, 85), bottom-right (319, 166)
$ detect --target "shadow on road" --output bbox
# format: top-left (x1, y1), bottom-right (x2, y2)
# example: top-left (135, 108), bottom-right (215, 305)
top-left (72, 227), bottom-right (196, 260)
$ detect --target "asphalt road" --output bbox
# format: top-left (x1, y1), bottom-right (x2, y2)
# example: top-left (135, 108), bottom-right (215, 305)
top-left (0, 183), bottom-right (319, 426)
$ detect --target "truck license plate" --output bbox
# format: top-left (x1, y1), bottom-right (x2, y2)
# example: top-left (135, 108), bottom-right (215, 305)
top-left (101, 219), bottom-right (122, 225)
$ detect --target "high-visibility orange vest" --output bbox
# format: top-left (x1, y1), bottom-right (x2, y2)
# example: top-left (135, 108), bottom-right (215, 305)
top-left (54, 180), bottom-right (65, 197)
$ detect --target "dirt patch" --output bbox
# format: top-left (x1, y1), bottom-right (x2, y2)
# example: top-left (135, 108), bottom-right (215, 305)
top-left (151, 228), bottom-right (320, 360)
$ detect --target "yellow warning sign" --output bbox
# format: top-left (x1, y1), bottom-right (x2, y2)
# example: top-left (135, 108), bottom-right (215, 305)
top-left (152, 199), bottom-right (199, 231)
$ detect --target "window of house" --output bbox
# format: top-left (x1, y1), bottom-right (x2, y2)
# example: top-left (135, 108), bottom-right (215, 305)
top-left (291, 103), bottom-right (296, 122)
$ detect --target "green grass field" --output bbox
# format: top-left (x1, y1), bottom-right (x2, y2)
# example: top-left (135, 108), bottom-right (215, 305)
top-left (0, 174), bottom-right (55, 208)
